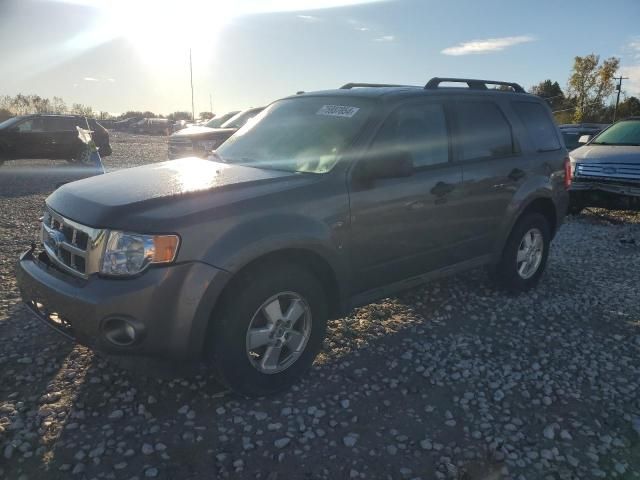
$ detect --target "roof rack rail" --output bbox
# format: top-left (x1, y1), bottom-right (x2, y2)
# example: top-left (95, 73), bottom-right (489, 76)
top-left (340, 82), bottom-right (410, 89)
top-left (424, 77), bottom-right (525, 93)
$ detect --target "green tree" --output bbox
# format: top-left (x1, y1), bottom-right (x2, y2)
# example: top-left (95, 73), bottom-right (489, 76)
top-left (616, 96), bottom-right (640, 119)
top-left (530, 80), bottom-right (565, 110)
top-left (199, 111), bottom-right (213, 120)
top-left (567, 54), bottom-right (619, 122)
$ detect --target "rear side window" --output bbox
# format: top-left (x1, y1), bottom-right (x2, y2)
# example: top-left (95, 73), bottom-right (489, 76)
top-left (371, 103), bottom-right (449, 168)
top-left (512, 102), bottom-right (561, 151)
top-left (45, 117), bottom-right (77, 131)
top-left (454, 102), bottom-right (514, 161)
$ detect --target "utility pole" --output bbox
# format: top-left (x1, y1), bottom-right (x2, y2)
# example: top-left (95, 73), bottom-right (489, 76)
top-left (613, 75), bottom-right (629, 122)
top-left (189, 48), bottom-right (195, 121)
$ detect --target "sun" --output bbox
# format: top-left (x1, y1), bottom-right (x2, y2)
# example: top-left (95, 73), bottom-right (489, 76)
top-left (97, 0), bottom-right (234, 66)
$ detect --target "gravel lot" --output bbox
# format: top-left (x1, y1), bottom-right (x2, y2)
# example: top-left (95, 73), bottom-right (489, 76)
top-left (1, 132), bottom-right (640, 480)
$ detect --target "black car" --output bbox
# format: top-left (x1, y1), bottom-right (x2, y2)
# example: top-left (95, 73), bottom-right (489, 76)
top-left (168, 108), bottom-right (263, 159)
top-left (0, 114), bottom-right (112, 165)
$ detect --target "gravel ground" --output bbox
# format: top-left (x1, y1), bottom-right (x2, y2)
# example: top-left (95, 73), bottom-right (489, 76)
top-left (1, 132), bottom-right (640, 480)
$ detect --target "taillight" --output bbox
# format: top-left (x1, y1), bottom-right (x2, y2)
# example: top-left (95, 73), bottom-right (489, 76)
top-left (563, 156), bottom-right (571, 189)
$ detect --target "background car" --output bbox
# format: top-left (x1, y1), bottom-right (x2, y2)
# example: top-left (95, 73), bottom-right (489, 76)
top-left (559, 123), bottom-right (609, 150)
top-left (168, 107), bottom-right (263, 159)
top-left (0, 114), bottom-right (111, 165)
top-left (569, 117), bottom-right (640, 212)
top-left (129, 117), bottom-right (173, 135)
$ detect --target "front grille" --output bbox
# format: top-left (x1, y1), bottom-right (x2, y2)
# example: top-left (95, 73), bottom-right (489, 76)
top-left (575, 162), bottom-right (640, 182)
top-left (41, 208), bottom-right (106, 278)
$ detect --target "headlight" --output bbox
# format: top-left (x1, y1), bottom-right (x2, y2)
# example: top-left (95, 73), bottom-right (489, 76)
top-left (101, 231), bottom-right (179, 276)
top-left (195, 140), bottom-right (217, 151)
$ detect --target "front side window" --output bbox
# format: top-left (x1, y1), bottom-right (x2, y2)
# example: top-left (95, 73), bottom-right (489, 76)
top-left (512, 102), bottom-right (560, 151)
top-left (455, 102), bottom-right (514, 161)
top-left (369, 103), bottom-right (449, 168)
top-left (217, 97), bottom-right (374, 174)
top-left (592, 120), bottom-right (640, 146)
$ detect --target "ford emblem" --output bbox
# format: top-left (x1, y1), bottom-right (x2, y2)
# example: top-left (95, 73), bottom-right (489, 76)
top-left (602, 166), bottom-right (616, 175)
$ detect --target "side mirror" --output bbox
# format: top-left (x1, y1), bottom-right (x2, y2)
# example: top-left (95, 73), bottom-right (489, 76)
top-left (578, 135), bottom-right (591, 144)
top-left (359, 150), bottom-right (414, 181)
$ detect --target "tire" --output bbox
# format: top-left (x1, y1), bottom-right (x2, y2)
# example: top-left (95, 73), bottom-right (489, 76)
top-left (206, 262), bottom-right (328, 396)
top-left (490, 213), bottom-right (551, 293)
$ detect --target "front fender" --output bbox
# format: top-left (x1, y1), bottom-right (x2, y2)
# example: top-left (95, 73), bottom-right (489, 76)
top-left (200, 213), bottom-right (350, 308)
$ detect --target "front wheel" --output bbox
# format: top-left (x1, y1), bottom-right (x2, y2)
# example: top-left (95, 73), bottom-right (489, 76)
top-left (490, 213), bottom-right (551, 293)
top-left (206, 262), bottom-right (328, 396)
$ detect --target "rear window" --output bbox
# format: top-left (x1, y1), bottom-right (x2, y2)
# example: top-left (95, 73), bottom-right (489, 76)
top-left (513, 102), bottom-right (561, 151)
top-left (455, 102), bottom-right (514, 161)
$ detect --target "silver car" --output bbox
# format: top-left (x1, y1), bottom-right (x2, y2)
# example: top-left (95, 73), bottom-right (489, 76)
top-left (569, 117), bottom-right (640, 212)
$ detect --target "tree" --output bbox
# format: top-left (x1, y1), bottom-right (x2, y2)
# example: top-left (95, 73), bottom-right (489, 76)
top-left (530, 80), bottom-right (565, 110)
top-left (71, 103), bottom-right (94, 117)
top-left (0, 108), bottom-right (13, 122)
top-left (616, 96), bottom-right (640, 119)
top-left (199, 111), bottom-right (213, 120)
top-left (567, 54), bottom-right (619, 122)
top-left (51, 96), bottom-right (67, 114)
top-left (167, 111), bottom-right (192, 121)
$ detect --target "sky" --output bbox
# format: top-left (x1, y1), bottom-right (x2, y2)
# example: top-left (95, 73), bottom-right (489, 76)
top-left (0, 0), bottom-right (639, 116)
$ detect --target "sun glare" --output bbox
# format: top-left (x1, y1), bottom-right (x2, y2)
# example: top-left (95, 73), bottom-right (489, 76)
top-left (98, 0), bottom-right (234, 67)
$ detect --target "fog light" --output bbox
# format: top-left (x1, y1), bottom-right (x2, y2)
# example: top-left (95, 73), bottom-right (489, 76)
top-left (103, 317), bottom-right (138, 346)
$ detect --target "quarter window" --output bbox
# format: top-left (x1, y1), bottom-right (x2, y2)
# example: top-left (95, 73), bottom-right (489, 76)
top-left (512, 102), bottom-right (560, 151)
top-left (370, 103), bottom-right (449, 168)
top-left (455, 102), bottom-right (514, 161)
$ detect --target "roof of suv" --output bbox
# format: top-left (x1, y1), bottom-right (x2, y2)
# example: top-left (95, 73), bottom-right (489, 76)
top-left (294, 77), bottom-right (533, 102)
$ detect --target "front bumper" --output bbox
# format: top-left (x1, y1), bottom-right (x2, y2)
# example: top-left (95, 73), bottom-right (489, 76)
top-left (570, 180), bottom-right (640, 210)
top-left (16, 249), bottom-right (230, 360)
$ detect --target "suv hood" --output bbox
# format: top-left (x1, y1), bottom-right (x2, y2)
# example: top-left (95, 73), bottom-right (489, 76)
top-left (571, 144), bottom-right (640, 164)
top-left (47, 158), bottom-right (317, 231)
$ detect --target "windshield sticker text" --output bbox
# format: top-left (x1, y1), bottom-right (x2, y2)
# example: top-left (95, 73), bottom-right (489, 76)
top-left (316, 105), bottom-right (360, 118)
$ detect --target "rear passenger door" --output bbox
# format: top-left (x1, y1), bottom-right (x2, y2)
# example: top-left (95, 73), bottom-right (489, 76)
top-left (452, 99), bottom-right (527, 263)
top-left (348, 101), bottom-right (464, 293)
top-left (41, 117), bottom-right (77, 158)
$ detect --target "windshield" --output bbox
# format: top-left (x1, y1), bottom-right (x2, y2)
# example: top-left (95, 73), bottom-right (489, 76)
top-left (221, 108), bottom-right (264, 129)
top-left (561, 132), bottom-right (582, 150)
top-left (591, 120), bottom-right (640, 146)
top-left (205, 111), bottom-right (239, 128)
top-left (216, 97), bottom-right (374, 174)
top-left (0, 116), bottom-right (23, 130)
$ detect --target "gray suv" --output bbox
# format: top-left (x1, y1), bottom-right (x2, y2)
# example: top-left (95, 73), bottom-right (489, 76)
top-left (16, 78), bottom-right (569, 396)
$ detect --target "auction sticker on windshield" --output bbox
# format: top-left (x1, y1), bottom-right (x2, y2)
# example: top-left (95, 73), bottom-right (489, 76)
top-left (316, 105), bottom-right (360, 118)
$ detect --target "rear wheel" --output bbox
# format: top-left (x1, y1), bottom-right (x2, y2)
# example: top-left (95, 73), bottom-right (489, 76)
top-left (490, 213), bottom-right (550, 293)
top-left (206, 262), bottom-right (328, 396)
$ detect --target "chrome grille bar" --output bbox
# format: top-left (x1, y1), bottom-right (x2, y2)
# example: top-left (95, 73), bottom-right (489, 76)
top-left (41, 207), bottom-right (107, 278)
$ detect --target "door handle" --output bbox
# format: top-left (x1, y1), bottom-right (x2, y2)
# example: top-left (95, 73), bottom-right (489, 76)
top-left (508, 168), bottom-right (526, 181)
top-left (430, 181), bottom-right (455, 197)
